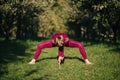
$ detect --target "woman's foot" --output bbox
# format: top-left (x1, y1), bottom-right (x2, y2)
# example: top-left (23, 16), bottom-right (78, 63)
top-left (85, 59), bottom-right (92, 65)
top-left (28, 59), bottom-right (36, 64)
top-left (58, 56), bottom-right (64, 65)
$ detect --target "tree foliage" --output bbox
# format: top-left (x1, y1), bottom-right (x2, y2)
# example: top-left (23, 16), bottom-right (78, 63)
top-left (67, 0), bottom-right (120, 43)
top-left (0, 0), bottom-right (119, 43)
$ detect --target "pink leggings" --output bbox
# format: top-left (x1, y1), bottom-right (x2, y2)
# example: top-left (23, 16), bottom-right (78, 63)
top-left (33, 40), bottom-right (87, 60)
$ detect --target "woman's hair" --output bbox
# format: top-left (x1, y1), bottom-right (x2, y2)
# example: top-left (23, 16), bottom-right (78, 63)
top-left (55, 36), bottom-right (64, 47)
top-left (57, 36), bottom-right (62, 40)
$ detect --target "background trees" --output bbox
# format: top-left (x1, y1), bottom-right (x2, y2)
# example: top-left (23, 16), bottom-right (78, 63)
top-left (67, 0), bottom-right (120, 43)
top-left (0, 0), bottom-right (119, 43)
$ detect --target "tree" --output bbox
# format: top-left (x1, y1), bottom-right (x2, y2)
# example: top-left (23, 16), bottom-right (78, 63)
top-left (0, 0), bottom-right (119, 43)
top-left (67, 0), bottom-right (120, 43)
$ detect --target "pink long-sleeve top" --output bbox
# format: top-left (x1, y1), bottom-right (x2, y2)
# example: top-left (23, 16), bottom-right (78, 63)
top-left (52, 33), bottom-right (69, 45)
top-left (52, 33), bottom-right (68, 39)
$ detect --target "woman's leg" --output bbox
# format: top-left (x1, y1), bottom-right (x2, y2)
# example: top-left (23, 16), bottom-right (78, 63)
top-left (29, 40), bottom-right (53, 64)
top-left (67, 40), bottom-right (92, 64)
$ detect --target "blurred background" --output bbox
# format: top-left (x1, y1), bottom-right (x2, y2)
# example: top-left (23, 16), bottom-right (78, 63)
top-left (0, 0), bottom-right (120, 44)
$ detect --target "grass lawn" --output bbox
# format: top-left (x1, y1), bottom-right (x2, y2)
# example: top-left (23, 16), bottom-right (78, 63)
top-left (0, 38), bottom-right (120, 80)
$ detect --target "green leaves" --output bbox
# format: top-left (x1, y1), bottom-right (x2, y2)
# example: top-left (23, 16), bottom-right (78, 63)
top-left (0, 0), bottom-right (119, 43)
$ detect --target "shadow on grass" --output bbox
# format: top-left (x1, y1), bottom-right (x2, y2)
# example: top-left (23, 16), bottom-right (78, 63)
top-left (0, 40), bottom-right (28, 64)
top-left (0, 39), bottom-right (29, 77)
top-left (37, 56), bottom-right (84, 63)
top-left (0, 37), bottom-right (48, 78)
top-left (0, 37), bottom-right (48, 64)
top-left (108, 44), bottom-right (120, 54)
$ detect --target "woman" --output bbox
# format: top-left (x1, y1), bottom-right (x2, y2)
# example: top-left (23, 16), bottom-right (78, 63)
top-left (29, 33), bottom-right (92, 65)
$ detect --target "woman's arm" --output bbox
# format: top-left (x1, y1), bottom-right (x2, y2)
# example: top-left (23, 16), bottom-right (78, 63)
top-left (64, 37), bottom-right (69, 43)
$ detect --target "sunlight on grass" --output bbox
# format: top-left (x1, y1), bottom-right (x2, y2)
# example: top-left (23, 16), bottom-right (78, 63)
top-left (0, 39), bottom-right (120, 80)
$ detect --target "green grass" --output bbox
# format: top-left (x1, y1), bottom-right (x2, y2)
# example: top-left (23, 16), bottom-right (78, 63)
top-left (0, 38), bottom-right (120, 80)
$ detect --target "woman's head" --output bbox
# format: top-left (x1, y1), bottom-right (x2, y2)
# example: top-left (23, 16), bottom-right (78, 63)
top-left (55, 36), bottom-right (64, 47)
